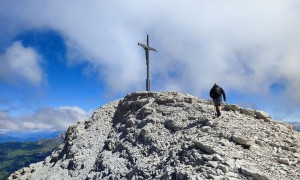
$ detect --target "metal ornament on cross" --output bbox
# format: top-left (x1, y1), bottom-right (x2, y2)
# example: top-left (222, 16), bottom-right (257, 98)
top-left (138, 34), bottom-right (157, 91)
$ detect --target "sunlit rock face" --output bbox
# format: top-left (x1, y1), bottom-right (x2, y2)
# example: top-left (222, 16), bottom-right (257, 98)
top-left (9, 92), bottom-right (300, 180)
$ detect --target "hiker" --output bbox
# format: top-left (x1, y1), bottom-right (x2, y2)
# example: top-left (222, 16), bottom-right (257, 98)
top-left (210, 83), bottom-right (226, 117)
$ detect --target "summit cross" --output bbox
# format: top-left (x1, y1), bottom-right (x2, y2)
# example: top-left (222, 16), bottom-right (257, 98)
top-left (138, 34), bottom-right (157, 91)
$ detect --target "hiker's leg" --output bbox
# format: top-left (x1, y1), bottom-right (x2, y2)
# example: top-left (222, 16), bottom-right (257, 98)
top-left (217, 105), bottom-right (221, 117)
top-left (213, 98), bottom-right (222, 117)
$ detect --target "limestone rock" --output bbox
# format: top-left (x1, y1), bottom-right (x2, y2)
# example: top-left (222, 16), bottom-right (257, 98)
top-left (278, 158), bottom-right (290, 165)
top-left (201, 126), bottom-right (211, 132)
top-left (213, 154), bottom-right (224, 162)
top-left (232, 134), bottom-right (255, 147)
top-left (256, 110), bottom-right (271, 120)
top-left (193, 140), bottom-right (216, 154)
top-left (164, 119), bottom-right (183, 132)
top-left (126, 118), bottom-right (135, 127)
top-left (8, 91), bottom-right (300, 180)
top-left (217, 164), bottom-right (229, 173)
top-left (240, 108), bottom-right (256, 117)
top-left (225, 104), bottom-right (240, 111)
top-left (240, 166), bottom-right (270, 180)
top-left (207, 161), bottom-right (219, 168)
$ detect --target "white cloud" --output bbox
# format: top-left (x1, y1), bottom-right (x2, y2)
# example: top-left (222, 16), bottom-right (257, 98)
top-left (0, 106), bottom-right (92, 131)
top-left (0, 41), bottom-right (43, 85)
top-left (0, 111), bottom-right (9, 119)
top-left (0, 0), bottom-right (300, 120)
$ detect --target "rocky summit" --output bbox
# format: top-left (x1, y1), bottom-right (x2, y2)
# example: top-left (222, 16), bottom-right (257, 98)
top-left (9, 92), bottom-right (300, 180)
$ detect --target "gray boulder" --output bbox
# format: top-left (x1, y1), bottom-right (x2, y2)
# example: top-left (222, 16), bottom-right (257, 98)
top-left (256, 110), bottom-right (271, 120)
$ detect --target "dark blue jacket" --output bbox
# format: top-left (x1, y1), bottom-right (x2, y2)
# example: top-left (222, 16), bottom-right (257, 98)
top-left (210, 84), bottom-right (226, 101)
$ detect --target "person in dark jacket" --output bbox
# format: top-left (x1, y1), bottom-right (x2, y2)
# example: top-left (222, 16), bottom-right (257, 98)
top-left (210, 83), bottom-right (226, 117)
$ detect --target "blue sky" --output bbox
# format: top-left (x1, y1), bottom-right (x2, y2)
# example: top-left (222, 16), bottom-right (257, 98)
top-left (0, 0), bottom-right (300, 133)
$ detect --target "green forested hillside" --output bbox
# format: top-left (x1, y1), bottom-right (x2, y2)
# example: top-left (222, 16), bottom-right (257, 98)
top-left (0, 137), bottom-right (62, 179)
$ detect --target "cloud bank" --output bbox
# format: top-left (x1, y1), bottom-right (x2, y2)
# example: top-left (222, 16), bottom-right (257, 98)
top-left (0, 106), bottom-right (91, 132)
top-left (0, 0), bottom-right (300, 123)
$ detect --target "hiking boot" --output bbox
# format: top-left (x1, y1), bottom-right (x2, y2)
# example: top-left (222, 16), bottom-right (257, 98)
top-left (217, 110), bottom-right (221, 117)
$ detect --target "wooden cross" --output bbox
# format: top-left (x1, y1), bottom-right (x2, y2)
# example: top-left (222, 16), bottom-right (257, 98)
top-left (138, 34), bottom-right (157, 91)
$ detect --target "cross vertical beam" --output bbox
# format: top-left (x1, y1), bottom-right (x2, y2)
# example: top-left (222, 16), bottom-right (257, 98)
top-left (138, 34), bottom-right (157, 91)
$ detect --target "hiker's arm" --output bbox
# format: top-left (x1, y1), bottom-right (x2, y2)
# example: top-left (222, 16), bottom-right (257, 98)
top-left (222, 89), bottom-right (226, 101)
top-left (209, 89), bottom-right (213, 98)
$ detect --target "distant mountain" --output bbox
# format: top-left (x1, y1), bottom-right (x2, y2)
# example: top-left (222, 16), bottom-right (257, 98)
top-left (0, 134), bottom-right (64, 180)
top-left (287, 122), bottom-right (300, 131)
top-left (0, 135), bottom-right (20, 143)
top-left (295, 126), bottom-right (300, 131)
top-left (0, 131), bottom-right (62, 143)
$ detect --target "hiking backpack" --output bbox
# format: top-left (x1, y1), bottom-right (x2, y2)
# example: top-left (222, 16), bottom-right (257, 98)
top-left (211, 86), bottom-right (222, 98)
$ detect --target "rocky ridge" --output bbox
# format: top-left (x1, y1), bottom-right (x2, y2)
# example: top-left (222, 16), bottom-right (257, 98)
top-left (9, 92), bottom-right (300, 180)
